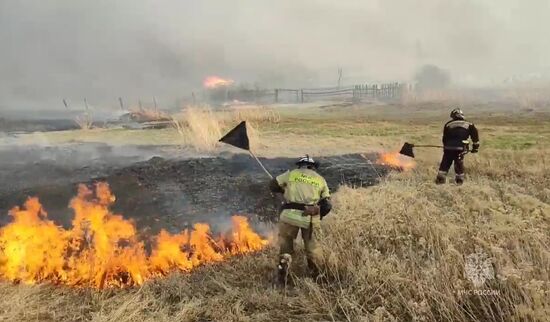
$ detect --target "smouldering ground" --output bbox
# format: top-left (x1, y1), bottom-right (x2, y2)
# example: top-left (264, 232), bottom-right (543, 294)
top-left (1, 103), bottom-right (549, 321)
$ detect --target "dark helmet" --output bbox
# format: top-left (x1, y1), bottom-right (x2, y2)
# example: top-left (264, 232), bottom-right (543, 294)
top-left (450, 108), bottom-right (465, 120)
top-left (296, 154), bottom-right (318, 168)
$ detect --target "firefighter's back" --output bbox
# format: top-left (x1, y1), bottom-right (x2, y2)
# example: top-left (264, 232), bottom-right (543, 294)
top-left (443, 119), bottom-right (474, 147)
top-left (282, 168), bottom-right (326, 205)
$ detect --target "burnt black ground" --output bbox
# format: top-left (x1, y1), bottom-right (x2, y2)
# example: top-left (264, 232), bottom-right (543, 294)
top-left (0, 143), bottom-right (390, 234)
top-left (0, 117), bottom-right (79, 132)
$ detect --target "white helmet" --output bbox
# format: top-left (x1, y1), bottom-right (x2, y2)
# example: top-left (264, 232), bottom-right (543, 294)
top-left (296, 154), bottom-right (316, 166)
top-left (450, 108), bottom-right (465, 120)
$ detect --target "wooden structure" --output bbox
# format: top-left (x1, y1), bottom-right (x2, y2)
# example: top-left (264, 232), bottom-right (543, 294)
top-left (274, 83), bottom-right (404, 103)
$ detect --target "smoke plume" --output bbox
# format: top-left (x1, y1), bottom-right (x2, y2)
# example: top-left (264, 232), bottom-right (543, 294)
top-left (1, 0), bottom-right (549, 110)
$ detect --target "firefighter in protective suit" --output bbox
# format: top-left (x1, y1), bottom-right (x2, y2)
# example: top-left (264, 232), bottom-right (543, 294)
top-left (269, 155), bottom-right (332, 285)
top-left (436, 108), bottom-right (480, 185)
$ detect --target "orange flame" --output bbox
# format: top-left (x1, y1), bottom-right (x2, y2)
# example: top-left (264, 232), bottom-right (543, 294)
top-left (376, 151), bottom-right (416, 171)
top-left (203, 76), bottom-right (234, 88)
top-left (0, 182), bottom-right (268, 288)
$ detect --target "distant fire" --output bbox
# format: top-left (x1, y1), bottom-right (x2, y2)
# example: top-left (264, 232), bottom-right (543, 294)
top-left (203, 76), bottom-right (234, 89)
top-left (376, 152), bottom-right (416, 171)
top-left (0, 182), bottom-right (268, 288)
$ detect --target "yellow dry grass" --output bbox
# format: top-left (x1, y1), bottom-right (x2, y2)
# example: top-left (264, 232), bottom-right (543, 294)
top-left (172, 106), bottom-right (224, 152)
top-left (171, 105), bottom-right (279, 152)
top-left (228, 105), bottom-right (281, 124)
top-left (129, 107), bottom-right (170, 122)
top-left (1, 104), bottom-right (549, 321)
top-left (74, 112), bottom-right (94, 130)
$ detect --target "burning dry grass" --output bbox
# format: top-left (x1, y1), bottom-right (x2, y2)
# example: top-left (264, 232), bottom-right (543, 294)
top-left (376, 151), bottom-right (416, 171)
top-left (203, 76), bottom-right (234, 89)
top-left (0, 183), bottom-right (268, 289)
top-left (1, 147), bottom-right (548, 321)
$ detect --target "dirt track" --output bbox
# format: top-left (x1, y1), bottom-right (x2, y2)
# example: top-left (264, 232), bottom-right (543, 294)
top-left (0, 143), bottom-right (389, 234)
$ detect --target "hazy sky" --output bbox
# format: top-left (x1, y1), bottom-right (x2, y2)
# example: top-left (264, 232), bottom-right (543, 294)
top-left (1, 0), bottom-right (549, 109)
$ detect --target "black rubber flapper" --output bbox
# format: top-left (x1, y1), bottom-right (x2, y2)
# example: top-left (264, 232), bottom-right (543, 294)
top-left (219, 121), bottom-right (250, 150)
top-left (399, 142), bottom-right (415, 158)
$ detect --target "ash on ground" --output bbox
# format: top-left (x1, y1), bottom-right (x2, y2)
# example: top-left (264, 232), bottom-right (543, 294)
top-left (0, 145), bottom-right (389, 234)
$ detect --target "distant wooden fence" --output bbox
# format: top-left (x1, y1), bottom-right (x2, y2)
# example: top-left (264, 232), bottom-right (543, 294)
top-left (274, 83), bottom-right (404, 103)
top-left (208, 82), bottom-right (404, 104)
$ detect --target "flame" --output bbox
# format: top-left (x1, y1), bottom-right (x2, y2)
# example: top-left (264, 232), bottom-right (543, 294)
top-left (0, 182), bottom-right (268, 288)
top-left (203, 76), bottom-right (234, 88)
top-left (376, 151), bottom-right (416, 171)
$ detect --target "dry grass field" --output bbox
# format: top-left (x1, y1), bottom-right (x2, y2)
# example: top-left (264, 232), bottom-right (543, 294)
top-left (1, 103), bottom-right (549, 321)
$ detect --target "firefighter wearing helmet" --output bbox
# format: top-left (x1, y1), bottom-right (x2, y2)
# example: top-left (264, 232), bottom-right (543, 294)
top-left (269, 155), bottom-right (332, 285)
top-left (436, 108), bottom-right (480, 185)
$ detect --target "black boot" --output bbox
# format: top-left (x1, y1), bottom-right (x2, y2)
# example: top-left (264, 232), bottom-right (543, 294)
top-left (436, 171), bottom-right (447, 184)
top-left (455, 174), bottom-right (464, 185)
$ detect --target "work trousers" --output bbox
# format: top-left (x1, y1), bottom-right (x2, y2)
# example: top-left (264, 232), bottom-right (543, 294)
top-left (278, 221), bottom-right (322, 272)
top-left (438, 150), bottom-right (465, 182)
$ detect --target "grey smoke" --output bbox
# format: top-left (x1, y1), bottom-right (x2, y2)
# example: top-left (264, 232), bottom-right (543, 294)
top-left (1, 0), bottom-right (549, 110)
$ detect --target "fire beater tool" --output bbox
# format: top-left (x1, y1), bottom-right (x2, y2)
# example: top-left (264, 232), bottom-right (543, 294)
top-left (399, 141), bottom-right (472, 158)
top-left (219, 121), bottom-right (273, 179)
